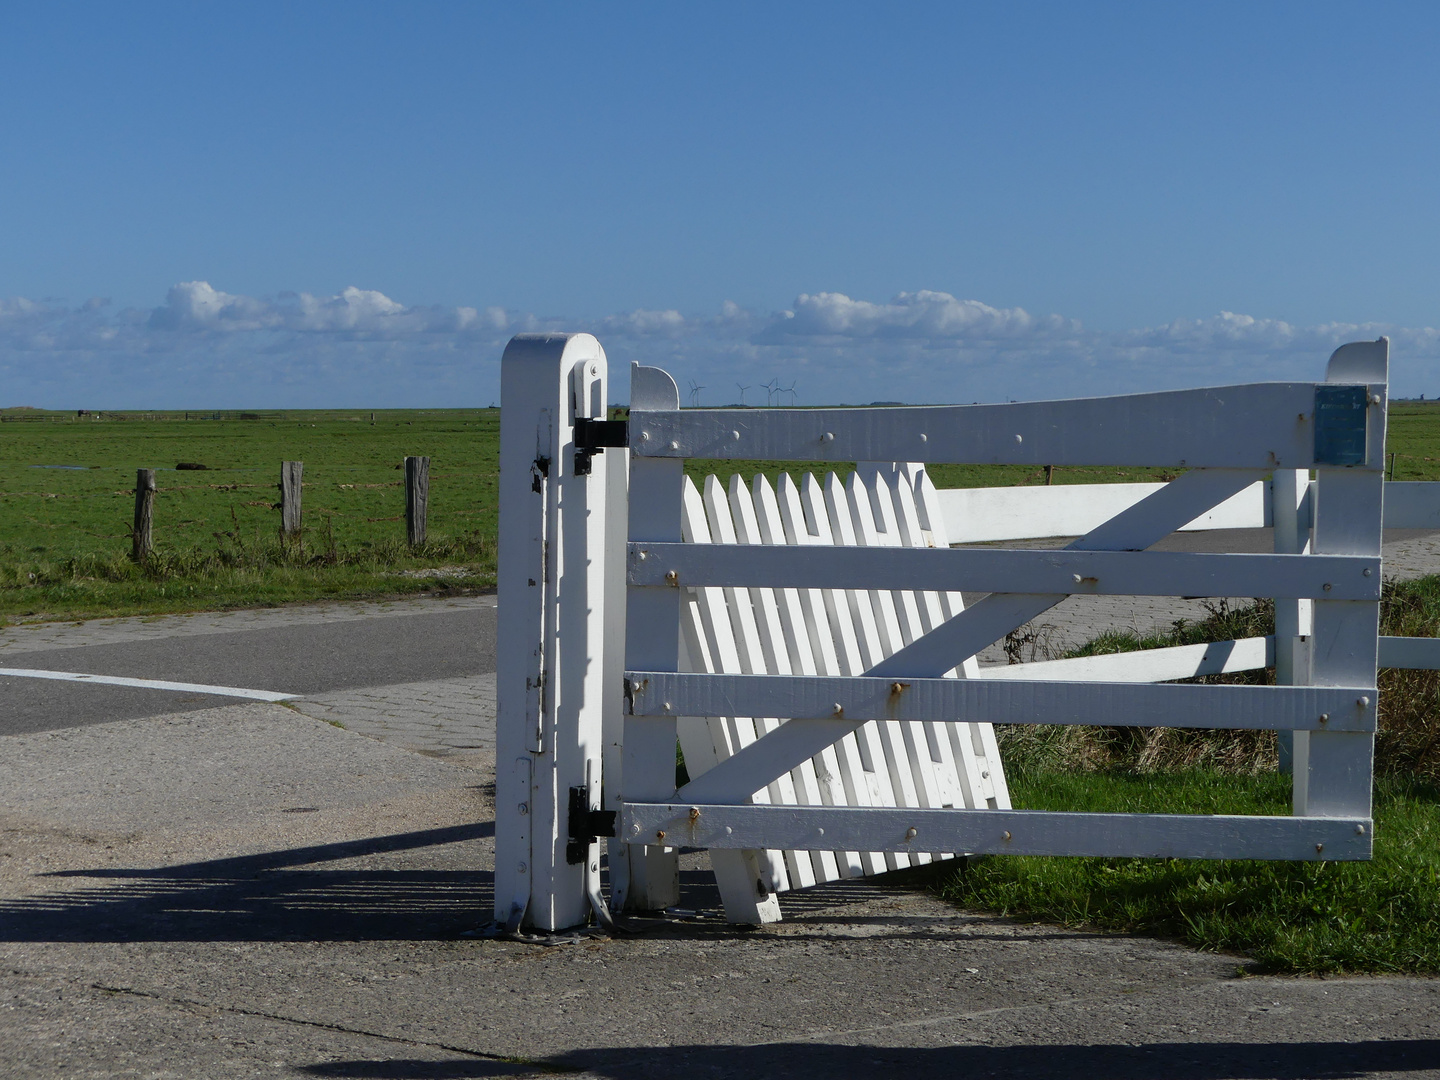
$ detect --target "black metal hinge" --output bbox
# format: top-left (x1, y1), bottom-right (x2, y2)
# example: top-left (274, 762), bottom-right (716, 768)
top-left (566, 785), bottom-right (618, 864)
top-left (572, 417), bottom-right (629, 476)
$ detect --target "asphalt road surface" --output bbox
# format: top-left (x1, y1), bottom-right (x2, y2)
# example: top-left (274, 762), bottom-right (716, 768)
top-left (0, 599), bottom-right (497, 738)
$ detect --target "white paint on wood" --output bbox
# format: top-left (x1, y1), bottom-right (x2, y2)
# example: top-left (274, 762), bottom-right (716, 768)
top-left (494, 333), bottom-right (612, 932)
top-left (1294, 339), bottom-right (1387, 820)
top-left (631, 671), bottom-right (1375, 737)
top-left (1382, 482), bottom-right (1440, 529)
top-left (630, 383), bottom-right (1385, 471)
top-left (934, 480), bottom-right (1271, 543)
top-left (615, 362), bottom-right (685, 913)
top-left (974, 635), bottom-right (1273, 682)
top-left (1379, 636), bottom-right (1440, 670)
top-left (628, 544), bottom-right (1379, 601)
top-left (620, 803), bottom-right (1373, 862)
top-left (662, 463), bottom-right (1016, 905)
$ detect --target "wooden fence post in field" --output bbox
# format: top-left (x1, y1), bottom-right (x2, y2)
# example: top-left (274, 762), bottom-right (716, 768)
top-left (281, 461), bottom-right (303, 543)
top-left (132, 469), bottom-right (156, 560)
top-left (405, 456), bottom-right (430, 547)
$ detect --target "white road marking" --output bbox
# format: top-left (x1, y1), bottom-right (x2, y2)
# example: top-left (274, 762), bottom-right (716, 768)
top-left (0, 667), bottom-right (297, 702)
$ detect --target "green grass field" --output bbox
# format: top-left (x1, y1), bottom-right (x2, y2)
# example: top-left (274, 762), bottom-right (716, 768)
top-left (2, 400), bottom-right (1438, 622)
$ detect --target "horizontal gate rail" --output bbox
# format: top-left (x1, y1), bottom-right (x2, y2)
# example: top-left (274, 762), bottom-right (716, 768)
top-left (628, 543), bottom-right (1380, 600)
top-left (979, 636), bottom-right (1273, 682)
top-left (937, 477), bottom-right (1440, 543)
top-left (626, 671), bottom-right (1377, 734)
top-left (619, 804), bottom-right (1372, 861)
top-left (629, 381), bottom-right (1382, 469)
top-left (1379, 636), bottom-right (1440, 671)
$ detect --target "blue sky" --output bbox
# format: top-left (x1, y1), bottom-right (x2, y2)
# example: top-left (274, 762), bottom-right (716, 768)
top-left (2, 2), bottom-right (1437, 407)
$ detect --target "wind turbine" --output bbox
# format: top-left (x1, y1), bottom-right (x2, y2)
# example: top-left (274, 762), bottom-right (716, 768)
top-left (736, 382), bottom-right (751, 406)
top-left (782, 380), bottom-right (797, 406)
top-left (688, 379), bottom-right (705, 407)
top-left (762, 378), bottom-right (779, 406)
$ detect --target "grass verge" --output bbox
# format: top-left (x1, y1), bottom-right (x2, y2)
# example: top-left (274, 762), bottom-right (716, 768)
top-left (0, 532), bottom-right (494, 623)
top-left (940, 772), bottom-right (1440, 975)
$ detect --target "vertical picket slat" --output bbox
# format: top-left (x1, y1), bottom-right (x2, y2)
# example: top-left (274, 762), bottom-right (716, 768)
top-left (702, 475), bottom-right (834, 885)
top-left (793, 473), bottom-right (897, 875)
top-left (883, 469), bottom-right (973, 819)
top-left (681, 477), bottom-right (797, 902)
top-left (822, 471), bottom-right (924, 866)
top-left (911, 467), bottom-right (1009, 809)
top-left (845, 472), bottom-right (944, 857)
top-left (719, 478), bottom-right (836, 883)
top-left (766, 475), bottom-right (864, 881)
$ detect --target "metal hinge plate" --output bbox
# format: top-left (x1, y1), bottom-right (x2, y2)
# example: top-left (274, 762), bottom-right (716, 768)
top-left (566, 785), bottom-right (618, 864)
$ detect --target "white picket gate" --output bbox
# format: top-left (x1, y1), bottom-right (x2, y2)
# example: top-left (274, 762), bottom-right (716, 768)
top-left (495, 331), bottom-right (1440, 933)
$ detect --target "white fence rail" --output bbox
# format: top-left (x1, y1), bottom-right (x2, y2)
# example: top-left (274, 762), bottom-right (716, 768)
top-left (497, 333), bottom-right (1439, 933)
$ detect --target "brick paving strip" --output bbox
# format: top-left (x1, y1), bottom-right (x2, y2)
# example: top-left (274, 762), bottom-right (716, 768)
top-left (289, 673), bottom-right (497, 758)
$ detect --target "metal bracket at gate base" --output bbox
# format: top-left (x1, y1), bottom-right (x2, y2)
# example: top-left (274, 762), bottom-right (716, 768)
top-left (567, 785), bottom-right (618, 864)
top-left (572, 418), bottom-right (629, 476)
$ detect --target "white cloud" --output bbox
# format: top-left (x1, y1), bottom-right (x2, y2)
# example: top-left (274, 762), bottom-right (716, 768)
top-left (1, 281), bottom-right (1438, 408)
top-left (148, 281), bottom-right (275, 331)
top-left (600, 308), bottom-right (688, 336)
top-left (764, 290), bottom-right (1078, 342)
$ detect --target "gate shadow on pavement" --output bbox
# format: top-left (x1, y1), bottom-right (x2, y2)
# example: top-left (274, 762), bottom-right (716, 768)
top-left (301, 1039), bottom-right (1440, 1080)
top-left (0, 822), bottom-right (495, 942)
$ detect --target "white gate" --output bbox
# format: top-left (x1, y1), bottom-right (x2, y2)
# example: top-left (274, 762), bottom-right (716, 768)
top-left (495, 332), bottom-right (1424, 932)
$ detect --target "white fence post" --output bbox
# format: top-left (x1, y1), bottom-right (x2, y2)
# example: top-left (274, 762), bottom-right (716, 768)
top-left (495, 333), bottom-right (610, 931)
top-left (1294, 338), bottom-right (1387, 820)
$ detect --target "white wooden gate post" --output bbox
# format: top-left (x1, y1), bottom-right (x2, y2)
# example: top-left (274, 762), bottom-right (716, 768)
top-left (612, 363), bottom-right (682, 912)
top-left (495, 333), bottom-right (610, 931)
top-left (1294, 338), bottom-right (1388, 820)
